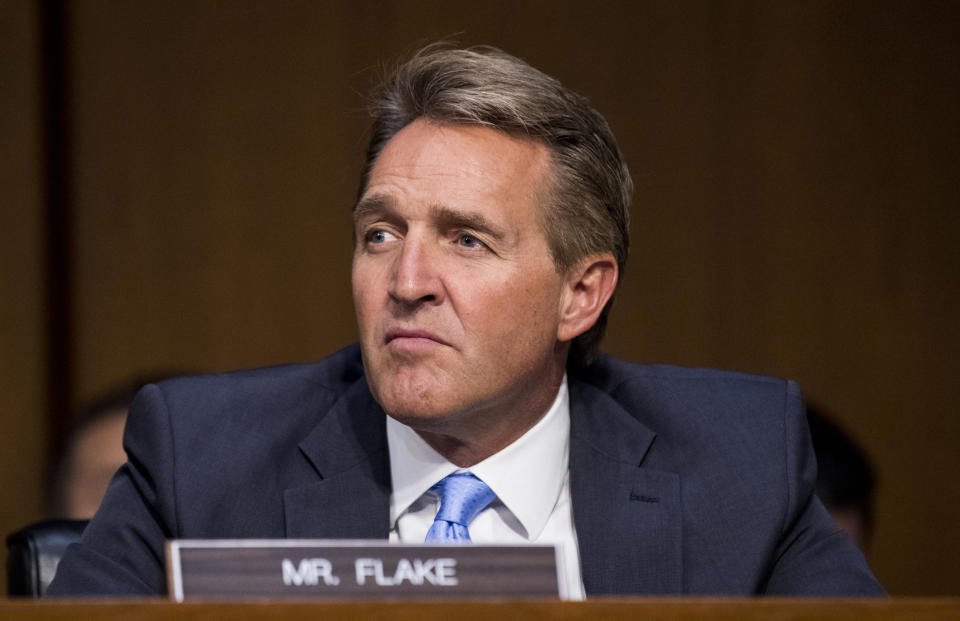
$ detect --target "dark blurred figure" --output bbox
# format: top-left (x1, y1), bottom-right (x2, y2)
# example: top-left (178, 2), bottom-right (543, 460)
top-left (806, 405), bottom-right (876, 552)
top-left (49, 374), bottom-right (182, 519)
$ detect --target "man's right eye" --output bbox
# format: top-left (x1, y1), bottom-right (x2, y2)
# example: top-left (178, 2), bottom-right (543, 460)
top-left (365, 229), bottom-right (397, 244)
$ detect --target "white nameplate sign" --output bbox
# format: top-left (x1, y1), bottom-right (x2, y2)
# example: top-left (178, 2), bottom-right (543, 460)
top-left (166, 539), bottom-right (561, 601)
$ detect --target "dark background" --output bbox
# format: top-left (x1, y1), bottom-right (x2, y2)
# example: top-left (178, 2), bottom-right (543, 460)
top-left (2, 0), bottom-right (958, 595)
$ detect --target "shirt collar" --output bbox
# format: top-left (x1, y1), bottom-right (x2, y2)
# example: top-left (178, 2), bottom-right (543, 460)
top-left (387, 374), bottom-right (570, 541)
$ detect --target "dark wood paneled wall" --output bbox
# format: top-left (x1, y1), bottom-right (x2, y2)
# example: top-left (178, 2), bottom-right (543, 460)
top-left (0, 0), bottom-right (46, 593)
top-left (3, 0), bottom-right (958, 595)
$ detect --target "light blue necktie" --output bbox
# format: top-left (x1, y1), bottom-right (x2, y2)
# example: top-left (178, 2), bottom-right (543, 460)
top-left (425, 472), bottom-right (496, 542)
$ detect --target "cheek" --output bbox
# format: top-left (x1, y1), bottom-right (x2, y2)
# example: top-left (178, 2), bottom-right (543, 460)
top-left (460, 273), bottom-right (562, 338)
top-left (351, 263), bottom-right (380, 320)
top-left (351, 275), bottom-right (365, 321)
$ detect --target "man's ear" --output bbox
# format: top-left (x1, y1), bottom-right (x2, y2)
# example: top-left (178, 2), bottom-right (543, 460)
top-left (557, 253), bottom-right (618, 343)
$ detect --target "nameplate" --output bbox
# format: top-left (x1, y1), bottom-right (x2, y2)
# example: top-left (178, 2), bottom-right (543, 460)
top-left (166, 539), bottom-right (561, 601)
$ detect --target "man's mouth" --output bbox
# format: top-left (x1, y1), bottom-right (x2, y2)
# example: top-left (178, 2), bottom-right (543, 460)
top-left (384, 329), bottom-right (451, 348)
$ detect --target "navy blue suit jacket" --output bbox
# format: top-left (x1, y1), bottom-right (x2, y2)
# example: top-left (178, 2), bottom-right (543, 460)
top-left (48, 344), bottom-right (883, 596)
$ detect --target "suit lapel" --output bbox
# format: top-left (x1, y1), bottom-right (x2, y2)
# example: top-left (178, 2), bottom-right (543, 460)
top-left (283, 377), bottom-right (391, 539)
top-left (570, 380), bottom-right (683, 595)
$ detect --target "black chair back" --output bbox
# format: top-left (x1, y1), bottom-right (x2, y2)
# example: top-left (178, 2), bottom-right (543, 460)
top-left (6, 519), bottom-right (88, 597)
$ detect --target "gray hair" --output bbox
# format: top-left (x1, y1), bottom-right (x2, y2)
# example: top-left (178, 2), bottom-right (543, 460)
top-left (359, 44), bottom-right (632, 369)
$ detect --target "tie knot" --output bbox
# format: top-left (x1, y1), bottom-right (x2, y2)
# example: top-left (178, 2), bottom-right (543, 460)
top-left (432, 472), bottom-right (496, 527)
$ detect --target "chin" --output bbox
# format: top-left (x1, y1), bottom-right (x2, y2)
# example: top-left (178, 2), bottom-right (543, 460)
top-left (373, 375), bottom-right (482, 436)
top-left (375, 385), bottom-right (450, 421)
top-left (365, 354), bottom-right (459, 414)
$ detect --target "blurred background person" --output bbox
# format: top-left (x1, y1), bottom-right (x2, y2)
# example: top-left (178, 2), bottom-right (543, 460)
top-left (807, 405), bottom-right (876, 552)
top-left (49, 374), bottom-right (183, 520)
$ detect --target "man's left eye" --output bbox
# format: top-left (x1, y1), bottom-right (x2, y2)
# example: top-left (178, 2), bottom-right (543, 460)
top-left (458, 234), bottom-right (485, 249)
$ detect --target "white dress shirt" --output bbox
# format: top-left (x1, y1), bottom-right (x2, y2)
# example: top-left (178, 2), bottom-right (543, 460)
top-left (386, 374), bottom-right (585, 600)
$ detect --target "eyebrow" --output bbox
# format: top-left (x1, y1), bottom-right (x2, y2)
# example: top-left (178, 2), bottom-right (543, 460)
top-left (429, 205), bottom-right (506, 242)
top-left (353, 194), bottom-right (507, 242)
top-left (353, 194), bottom-right (396, 225)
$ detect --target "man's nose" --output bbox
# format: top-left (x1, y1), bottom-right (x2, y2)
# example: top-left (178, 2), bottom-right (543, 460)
top-left (389, 237), bottom-right (443, 307)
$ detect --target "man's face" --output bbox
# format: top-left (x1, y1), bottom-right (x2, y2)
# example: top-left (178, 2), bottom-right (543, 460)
top-left (352, 119), bottom-right (569, 439)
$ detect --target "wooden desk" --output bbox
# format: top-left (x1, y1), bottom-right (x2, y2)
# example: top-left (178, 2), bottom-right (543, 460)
top-left (1, 599), bottom-right (958, 621)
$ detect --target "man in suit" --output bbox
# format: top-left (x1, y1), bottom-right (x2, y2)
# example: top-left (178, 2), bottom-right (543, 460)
top-left (48, 45), bottom-right (883, 597)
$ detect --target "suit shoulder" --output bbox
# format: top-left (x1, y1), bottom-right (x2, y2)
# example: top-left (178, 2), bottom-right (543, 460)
top-left (574, 354), bottom-right (802, 445)
top-left (151, 343), bottom-right (363, 405)
top-left (581, 354), bottom-right (793, 394)
top-left (120, 344), bottom-right (367, 513)
top-left (130, 343), bottom-right (364, 440)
